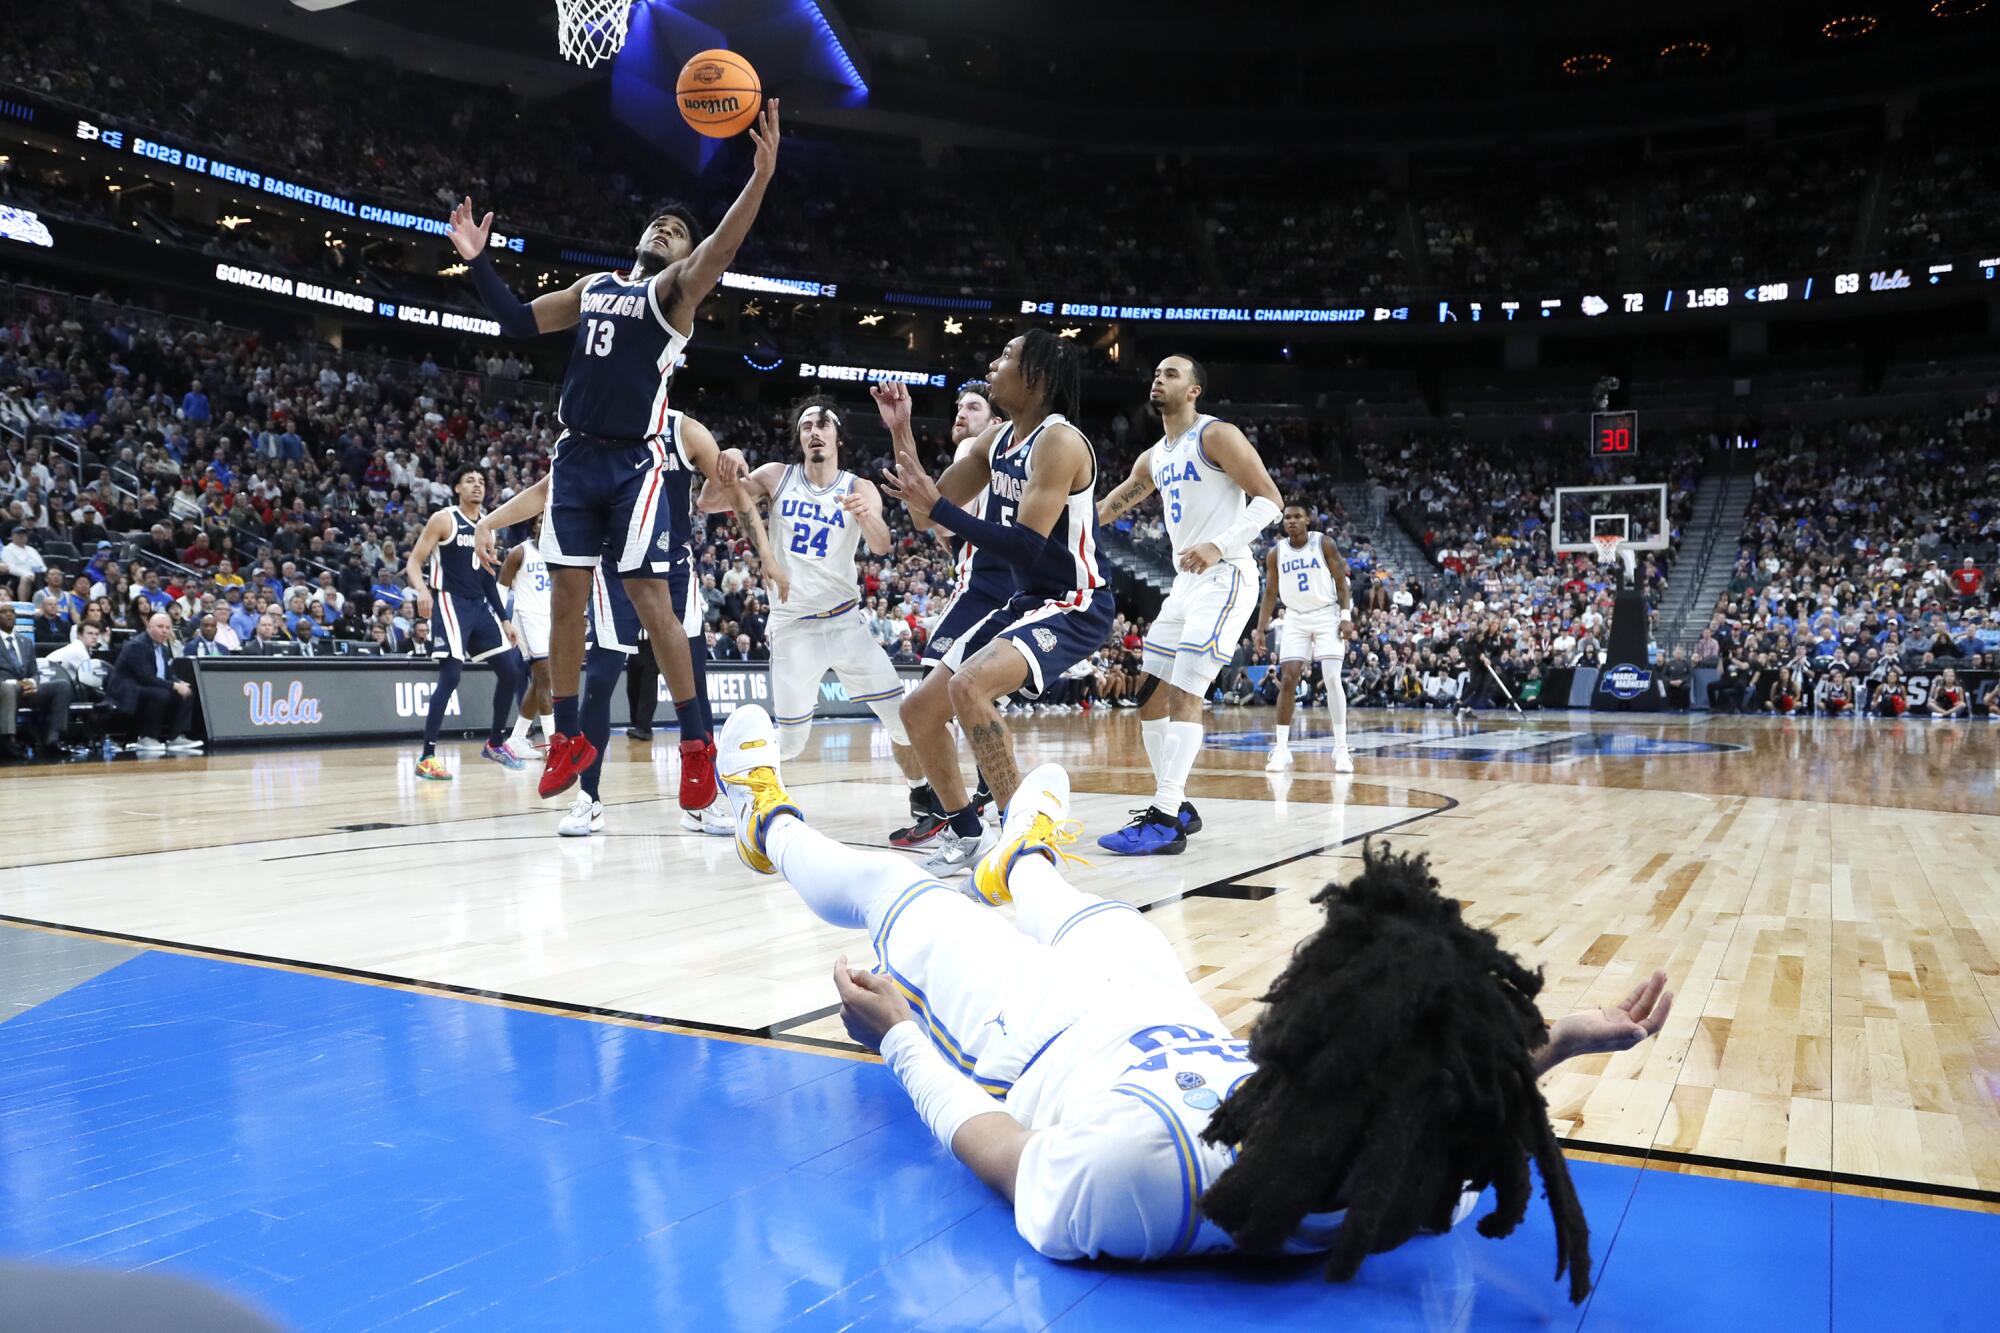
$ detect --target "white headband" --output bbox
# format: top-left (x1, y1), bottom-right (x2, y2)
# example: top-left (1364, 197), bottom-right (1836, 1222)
top-left (797, 406), bottom-right (840, 430)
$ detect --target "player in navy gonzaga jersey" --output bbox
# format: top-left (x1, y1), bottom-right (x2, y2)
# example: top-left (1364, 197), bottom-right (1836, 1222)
top-left (447, 100), bottom-right (781, 810)
top-left (404, 468), bottom-right (526, 781)
top-left (713, 701), bottom-right (1674, 1300)
top-left (894, 379), bottom-right (1008, 848)
top-left (473, 423), bottom-right (776, 836)
top-left (875, 331), bottom-right (1114, 878)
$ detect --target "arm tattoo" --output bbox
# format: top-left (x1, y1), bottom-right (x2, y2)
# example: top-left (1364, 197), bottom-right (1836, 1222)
top-left (966, 719), bottom-right (1019, 809)
top-left (1099, 478), bottom-right (1149, 521)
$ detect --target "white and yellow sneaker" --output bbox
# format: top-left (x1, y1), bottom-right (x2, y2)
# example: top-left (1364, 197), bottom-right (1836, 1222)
top-left (969, 764), bottom-right (1088, 905)
top-left (715, 705), bottom-right (801, 874)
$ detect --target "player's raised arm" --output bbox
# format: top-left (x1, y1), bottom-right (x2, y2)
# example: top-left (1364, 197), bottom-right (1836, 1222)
top-left (660, 100), bottom-right (781, 325)
top-left (450, 198), bottom-right (587, 335)
top-left (1097, 448), bottom-right (1156, 528)
top-left (871, 381), bottom-right (994, 508)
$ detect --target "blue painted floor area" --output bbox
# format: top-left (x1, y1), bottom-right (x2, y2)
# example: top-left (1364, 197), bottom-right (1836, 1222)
top-left (1, 950), bottom-right (1993, 1330)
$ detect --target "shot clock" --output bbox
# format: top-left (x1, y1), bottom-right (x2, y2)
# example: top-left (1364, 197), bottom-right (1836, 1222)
top-left (1591, 410), bottom-right (1639, 458)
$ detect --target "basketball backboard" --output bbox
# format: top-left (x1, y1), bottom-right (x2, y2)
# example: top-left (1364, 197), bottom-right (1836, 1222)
top-left (1550, 483), bottom-right (1670, 555)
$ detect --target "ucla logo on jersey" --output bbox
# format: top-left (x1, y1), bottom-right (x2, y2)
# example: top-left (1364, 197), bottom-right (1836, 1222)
top-left (778, 497), bottom-right (848, 528)
top-left (1154, 460), bottom-right (1202, 486)
top-left (1032, 628), bottom-right (1058, 652)
top-left (1280, 555), bottom-right (1316, 575)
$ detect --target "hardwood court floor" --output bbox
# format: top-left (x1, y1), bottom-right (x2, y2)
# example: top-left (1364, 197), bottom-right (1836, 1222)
top-left (3, 706), bottom-right (1997, 1208)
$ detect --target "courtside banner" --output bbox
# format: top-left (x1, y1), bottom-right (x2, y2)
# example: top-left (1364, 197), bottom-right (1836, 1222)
top-left (193, 658), bottom-right (924, 745)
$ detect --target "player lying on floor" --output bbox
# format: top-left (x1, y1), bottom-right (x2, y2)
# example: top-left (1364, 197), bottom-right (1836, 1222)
top-left (711, 703), bottom-right (1674, 1302)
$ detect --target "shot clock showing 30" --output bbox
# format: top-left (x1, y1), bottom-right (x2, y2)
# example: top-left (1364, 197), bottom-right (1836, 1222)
top-left (1590, 410), bottom-right (1639, 458)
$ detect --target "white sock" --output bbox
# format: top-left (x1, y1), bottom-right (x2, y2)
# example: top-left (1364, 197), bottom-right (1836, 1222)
top-left (509, 712), bottom-right (533, 744)
top-left (1140, 715), bottom-right (1168, 792)
top-left (1276, 716), bottom-right (1293, 744)
top-left (1152, 720), bottom-right (1203, 815)
top-left (1325, 661), bottom-right (1347, 748)
top-left (907, 776), bottom-right (926, 790)
top-left (1009, 854), bottom-right (1100, 946)
top-left (539, 714), bottom-right (555, 737)
top-left (768, 814), bottom-right (919, 931)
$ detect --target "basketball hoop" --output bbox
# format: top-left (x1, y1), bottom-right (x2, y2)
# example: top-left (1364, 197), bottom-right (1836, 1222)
top-left (1590, 533), bottom-right (1623, 568)
top-left (556, 0), bottom-right (633, 67)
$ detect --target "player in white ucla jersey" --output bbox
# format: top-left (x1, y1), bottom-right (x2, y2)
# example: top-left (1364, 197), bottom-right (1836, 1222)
top-left (714, 703), bottom-right (1673, 1296)
top-left (875, 331), bottom-right (1114, 879)
top-left (449, 102), bottom-right (781, 808)
top-left (1254, 504), bottom-right (1354, 773)
top-left (1095, 356), bottom-right (1285, 857)
top-left (497, 515), bottom-right (555, 754)
top-left (700, 396), bottom-right (927, 794)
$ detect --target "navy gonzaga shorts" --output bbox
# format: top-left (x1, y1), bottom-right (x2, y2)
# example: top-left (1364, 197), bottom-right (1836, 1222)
top-left (939, 588), bottom-right (1116, 697)
top-left (541, 415), bottom-right (690, 581)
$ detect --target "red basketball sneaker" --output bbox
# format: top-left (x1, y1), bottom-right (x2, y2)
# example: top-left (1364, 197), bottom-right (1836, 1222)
top-left (679, 736), bottom-right (717, 810)
top-left (538, 732), bottom-right (598, 799)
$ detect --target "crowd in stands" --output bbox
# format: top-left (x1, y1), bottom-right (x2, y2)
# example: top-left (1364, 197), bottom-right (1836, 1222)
top-left (10, 0), bottom-right (2000, 316)
top-left (6, 257), bottom-right (1999, 761)
top-left (1692, 408), bottom-right (2000, 718)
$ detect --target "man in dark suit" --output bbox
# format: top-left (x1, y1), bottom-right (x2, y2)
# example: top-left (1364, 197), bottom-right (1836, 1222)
top-left (184, 614), bottom-right (231, 658)
top-left (239, 614), bottom-right (286, 656)
top-left (0, 603), bottom-right (73, 760)
top-left (108, 611), bottom-right (202, 754)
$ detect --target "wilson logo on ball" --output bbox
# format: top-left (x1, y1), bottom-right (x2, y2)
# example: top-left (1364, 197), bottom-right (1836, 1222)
top-left (682, 95), bottom-right (743, 115)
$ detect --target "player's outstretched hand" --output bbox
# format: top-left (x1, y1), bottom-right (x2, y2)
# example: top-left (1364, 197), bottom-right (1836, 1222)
top-left (748, 98), bottom-right (781, 178)
top-left (870, 381), bottom-right (912, 431)
top-left (446, 197), bottom-right (493, 262)
top-left (833, 954), bottom-right (914, 1052)
top-left (879, 442), bottom-right (940, 526)
top-left (1552, 969), bottom-right (1674, 1060)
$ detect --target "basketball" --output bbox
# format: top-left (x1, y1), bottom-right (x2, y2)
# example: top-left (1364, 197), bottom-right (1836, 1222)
top-left (676, 49), bottom-right (761, 138)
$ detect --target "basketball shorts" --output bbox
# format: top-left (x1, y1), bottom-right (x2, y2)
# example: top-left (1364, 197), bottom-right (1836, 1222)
top-left (1277, 606), bottom-right (1345, 666)
top-left (512, 610), bottom-right (550, 662)
top-left (1140, 558), bottom-right (1257, 695)
top-left (587, 551), bottom-right (700, 656)
top-left (934, 587), bottom-right (1116, 698)
top-left (541, 423), bottom-right (687, 579)
top-left (768, 607), bottom-right (908, 732)
top-left (922, 584), bottom-right (1013, 670)
top-left (431, 592), bottom-right (507, 663)
top-left (868, 877), bottom-right (1216, 1104)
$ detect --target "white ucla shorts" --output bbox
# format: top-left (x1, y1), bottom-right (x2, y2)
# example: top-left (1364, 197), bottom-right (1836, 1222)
top-left (767, 607), bottom-right (909, 741)
top-left (1140, 557), bottom-right (1258, 695)
top-left (512, 610), bottom-right (550, 662)
top-left (1277, 606), bottom-right (1344, 665)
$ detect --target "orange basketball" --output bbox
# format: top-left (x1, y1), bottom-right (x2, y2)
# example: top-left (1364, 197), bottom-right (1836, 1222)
top-left (676, 49), bottom-right (761, 138)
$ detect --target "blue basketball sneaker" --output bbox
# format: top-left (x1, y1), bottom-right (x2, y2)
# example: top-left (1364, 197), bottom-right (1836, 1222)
top-left (1178, 801), bottom-right (1203, 835)
top-left (1096, 806), bottom-right (1187, 856)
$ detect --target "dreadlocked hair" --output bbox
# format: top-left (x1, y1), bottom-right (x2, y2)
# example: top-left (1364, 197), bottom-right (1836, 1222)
top-left (1197, 841), bottom-right (1593, 1304)
top-left (1015, 328), bottom-right (1082, 422)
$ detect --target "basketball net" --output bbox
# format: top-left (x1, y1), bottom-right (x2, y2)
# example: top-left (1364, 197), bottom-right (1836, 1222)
top-left (556, 0), bottom-right (632, 67)
top-left (1591, 534), bottom-right (1636, 585)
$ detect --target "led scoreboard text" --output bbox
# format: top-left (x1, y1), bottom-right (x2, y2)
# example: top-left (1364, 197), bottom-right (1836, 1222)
top-left (1590, 411), bottom-right (1639, 458)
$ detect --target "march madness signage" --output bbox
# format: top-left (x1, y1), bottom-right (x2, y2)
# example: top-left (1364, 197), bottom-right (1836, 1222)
top-left (193, 658), bottom-right (924, 746)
